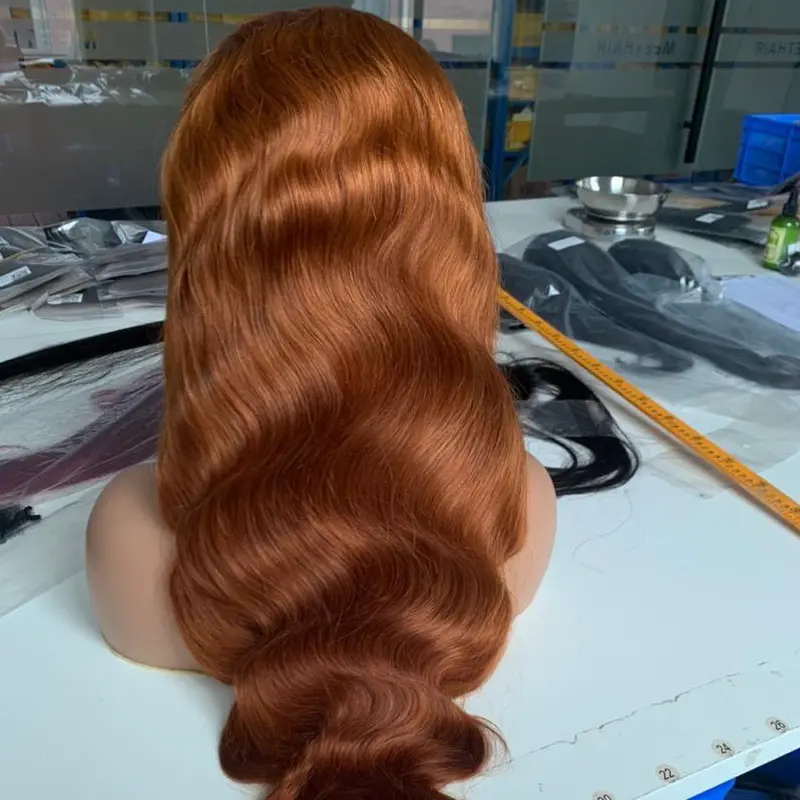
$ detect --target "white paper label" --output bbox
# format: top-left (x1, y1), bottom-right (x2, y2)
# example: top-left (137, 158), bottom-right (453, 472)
top-left (142, 231), bottom-right (167, 244)
top-left (696, 213), bottom-right (725, 224)
top-left (47, 293), bottom-right (84, 305)
top-left (747, 199), bottom-right (769, 210)
top-left (548, 236), bottom-right (584, 251)
top-left (0, 265), bottom-right (32, 288)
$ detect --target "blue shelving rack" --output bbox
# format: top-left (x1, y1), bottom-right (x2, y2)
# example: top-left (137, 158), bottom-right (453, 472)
top-left (484, 0), bottom-right (516, 201)
top-left (483, 0), bottom-right (541, 201)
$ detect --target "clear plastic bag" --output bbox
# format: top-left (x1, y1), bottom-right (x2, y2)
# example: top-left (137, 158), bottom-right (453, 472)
top-left (0, 260), bottom-right (84, 307)
top-left (86, 239), bottom-right (167, 281)
top-left (96, 271), bottom-right (167, 301)
top-left (42, 218), bottom-right (168, 280)
top-left (43, 218), bottom-right (166, 253)
top-left (32, 288), bottom-right (124, 321)
top-left (0, 337), bottom-right (637, 551)
top-left (662, 181), bottom-right (777, 214)
top-left (0, 218), bottom-right (167, 317)
top-left (499, 231), bottom-right (800, 481)
top-left (0, 61), bottom-right (186, 109)
top-left (0, 223), bottom-right (90, 307)
top-left (0, 345), bottom-right (163, 509)
top-left (655, 206), bottom-right (769, 249)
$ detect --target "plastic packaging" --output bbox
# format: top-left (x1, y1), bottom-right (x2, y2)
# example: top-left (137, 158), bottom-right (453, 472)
top-left (0, 341), bottom-right (631, 538)
top-left (0, 260), bottom-right (84, 307)
top-left (32, 288), bottom-right (124, 321)
top-left (86, 239), bottom-right (167, 281)
top-left (656, 206), bottom-right (769, 249)
top-left (0, 345), bottom-right (163, 510)
top-left (665, 181), bottom-right (774, 214)
top-left (0, 218), bottom-right (167, 317)
top-left (96, 272), bottom-right (167, 301)
top-left (0, 63), bottom-right (182, 109)
top-left (500, 231), bottom-right (800, 481)
top-left (0, 224), bottom-right (89, 307)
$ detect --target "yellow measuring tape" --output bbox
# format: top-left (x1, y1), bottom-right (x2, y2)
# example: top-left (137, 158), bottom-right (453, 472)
top-left (497, 287), bottom-right (800, 535)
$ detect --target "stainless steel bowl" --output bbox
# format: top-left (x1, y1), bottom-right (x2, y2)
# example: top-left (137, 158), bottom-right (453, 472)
top-left (575, 176), bottom-right (669, 222)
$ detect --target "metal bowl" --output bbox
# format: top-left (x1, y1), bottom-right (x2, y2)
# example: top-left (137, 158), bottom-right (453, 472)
top-left (575, 176), bottom-right (669, 222)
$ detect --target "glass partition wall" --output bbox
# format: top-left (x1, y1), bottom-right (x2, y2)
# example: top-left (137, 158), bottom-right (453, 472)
top-left (692, 0), bottom-right (800, 173)
top-left (2, 0), bottom-right (800, 215)
top-left (529, 0), bottom-right (711, 181)
top-left (0, 0), bottom-right (493, 217)
top-left (486, 0), bottom-right (800, 198)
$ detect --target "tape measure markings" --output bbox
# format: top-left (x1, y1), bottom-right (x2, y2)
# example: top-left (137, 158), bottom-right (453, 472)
top-left (497, 287), bottom-right (800, 533)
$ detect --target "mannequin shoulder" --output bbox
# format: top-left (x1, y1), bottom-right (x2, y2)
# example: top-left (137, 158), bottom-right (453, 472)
top-left (85, 463), bottom-right (197, 670)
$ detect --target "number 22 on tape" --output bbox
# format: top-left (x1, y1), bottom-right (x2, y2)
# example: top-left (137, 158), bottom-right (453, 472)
top-left (496, 288), bottom-right (800, 535)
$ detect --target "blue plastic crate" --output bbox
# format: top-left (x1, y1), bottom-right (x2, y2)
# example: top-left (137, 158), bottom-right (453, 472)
top-left (747, 746), bottom-right (800, 788)
top-left (735, 113), bottom-right (800, 187)
top-left (691, 779), bottom-right (735, 800)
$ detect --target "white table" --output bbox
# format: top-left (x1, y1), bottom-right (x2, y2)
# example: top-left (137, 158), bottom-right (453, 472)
top-left (2, 198), bottom-right (800, 800)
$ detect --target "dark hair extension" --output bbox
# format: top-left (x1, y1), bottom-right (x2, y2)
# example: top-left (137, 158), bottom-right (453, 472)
top-left (522, 233), bottom-right (800, 389)
top-left (0, 326), bottom-right (639, 506)
top-left (0, 504), bottom-right (41, 544)
top-left (0, 322), bottom-right (162, 384)
top-left (499, 359), bottom-right (638, 496)
top-left (497, 252), bottom-right (693, 374)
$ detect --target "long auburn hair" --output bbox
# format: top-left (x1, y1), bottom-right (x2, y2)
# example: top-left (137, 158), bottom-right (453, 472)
top-left (157, 8), bottom-right (527, 799)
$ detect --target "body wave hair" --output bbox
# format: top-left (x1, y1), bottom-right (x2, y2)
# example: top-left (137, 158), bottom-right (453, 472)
top-left (157, 9), bottom-right (528, 799)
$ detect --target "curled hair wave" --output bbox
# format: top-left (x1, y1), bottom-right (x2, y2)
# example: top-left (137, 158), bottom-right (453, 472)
top-left (157, 9), bottom-right (527, 800)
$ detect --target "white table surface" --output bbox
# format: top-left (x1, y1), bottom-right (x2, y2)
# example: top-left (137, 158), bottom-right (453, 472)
top-left (2, 197), bottom-right (800, 800)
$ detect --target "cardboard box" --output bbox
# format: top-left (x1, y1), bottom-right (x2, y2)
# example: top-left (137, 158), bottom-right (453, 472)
top-left (513, 12), bottom-right (542, 49)
top-left (508, 67), bottom-right (538, 101)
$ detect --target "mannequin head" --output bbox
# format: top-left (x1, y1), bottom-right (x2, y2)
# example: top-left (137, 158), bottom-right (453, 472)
top-left (158, 8), bottom-right (526, 799)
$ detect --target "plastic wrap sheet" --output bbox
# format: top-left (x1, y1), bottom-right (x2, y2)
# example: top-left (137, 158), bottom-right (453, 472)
top-left (0, 346), bottom-right (163, 531)
top-left (0, 63), bottom-right (188, 107)
top-left (97, 272), bottom-right (167, 301)
top-left (0, 218), bottom-right (167, 317)
top-left (0, 333), bottom-right (633, 546)
top-left (0, 226), bottom-right (87, 307)
top-left (499, 231), bottom-right (800, 483)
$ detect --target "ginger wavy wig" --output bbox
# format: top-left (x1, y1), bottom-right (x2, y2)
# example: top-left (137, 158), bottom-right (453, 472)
top-left (157, 8), bottom-right (528, 799)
